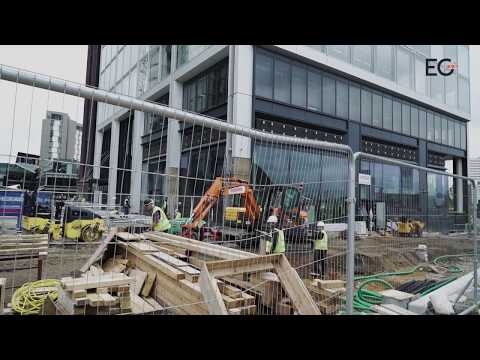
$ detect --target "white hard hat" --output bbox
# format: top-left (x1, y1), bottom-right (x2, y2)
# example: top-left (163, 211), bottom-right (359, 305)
top-left (267, 215), bottom-right (278, 224)
top-left (317, 221), bottom-right (325, 228)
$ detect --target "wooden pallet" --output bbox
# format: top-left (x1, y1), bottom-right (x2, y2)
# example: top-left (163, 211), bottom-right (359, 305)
top-left (0, 234), bottom-right (48, 279)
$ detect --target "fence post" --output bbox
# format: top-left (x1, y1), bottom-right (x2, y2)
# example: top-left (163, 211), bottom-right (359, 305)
top-left (346, 152), bottom-right (357, 315)
top-left (472, 181), bottom-right (478, 304)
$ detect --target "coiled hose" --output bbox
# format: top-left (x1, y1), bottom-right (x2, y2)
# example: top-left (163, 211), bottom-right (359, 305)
top-left (11, 279), bottom-right (60, 315)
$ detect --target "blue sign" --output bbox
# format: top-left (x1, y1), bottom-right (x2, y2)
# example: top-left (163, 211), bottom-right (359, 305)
top-left (0, 190), bottom-right (25, 230)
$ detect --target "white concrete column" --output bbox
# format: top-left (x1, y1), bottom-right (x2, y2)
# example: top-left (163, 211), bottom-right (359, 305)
top-left (130, 111), bottom-right (145, 213)
top-left (93, 130), bottom-right (103, 180)
top-left (165, 45), bottom-right (183, 217)
top-left (229, 45), bottom-right (254, 180)
top-left (107, 119), bottom-right (120, 206)
top-left (456, 157), bottom-right (464, 213)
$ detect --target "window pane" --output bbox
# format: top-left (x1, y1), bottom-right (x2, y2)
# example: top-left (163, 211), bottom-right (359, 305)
top-left (455, 122), bottom-right (461, 148)
top-left (383, 97), bottom-right (393, 130)
top-left (459, 76), bottom-right (470, 113)
top-left (397, 46), bottom-right (412, 89)
top-left (401, 103), bottom-right (410, 135)
top-left (427, 112), bottom-right (434, 141)
top-left (458, 45), bottom-right (469, 78)
top-left (274, 59), bottom-right (291, 103)
top-left (415, 56), bottom-right (427, 95)
top-left (372, 93), bottom-right (382, 127)
top-left (336, 80), bottom-right (348, 119)
top-left (349, 85), bottom-right (360, 121)
top-left (375, 45), bottom-right (394, 80)
top-left (411, 107), bottom-right (419, 137)
top-left (445, 73), bottom-right (458, 107)
top-left (327, 45), bottom-right (350, 62)
top-left (430, 45), bottom-right (444, 103)
top-left (419, 110), bottom-right (427, 139)
top-left (392, 100), bottom-right (401, 133)
top-left (361, 89), bottom-right (372, 125)
top-left (442, 117), bottom-right (448, 144)
top-left (434, 114), bottom-right (441, 143)
top-left (448, 119), bottom-right (454, 146)
top-left (255, 53), bottom-right (273, 98)
top-left (307, 71), bottom-right (322, 112)
top-left (460, 124), bottom-right (466, 150)
top-left (322, 76), bottom-right (335, 115)
top-left (291, 65), bottom-right (307, 107)
top-left (352, 45), bottom-right (372, 71)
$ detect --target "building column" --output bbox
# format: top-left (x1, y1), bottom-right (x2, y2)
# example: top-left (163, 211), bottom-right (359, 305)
top-left (107, 119), bottom-right (120, 206)
top-left (130, 111), bottom-right (145, 213)
top-left (456, 157), bottom-right (464, 213)
top-left (228, 45), bottom-right (254, 181)
top-left (165, 45), bottom-right (182, 218)
top-left (93, 130), bottom-right (103, 181)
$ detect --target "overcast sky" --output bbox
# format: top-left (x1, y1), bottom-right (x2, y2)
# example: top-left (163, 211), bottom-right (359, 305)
top-left (0, 45), bottom-right (478, 161)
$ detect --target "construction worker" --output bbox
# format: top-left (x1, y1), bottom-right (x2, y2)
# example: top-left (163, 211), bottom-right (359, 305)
top-left (265, 215), bottom-right (286, 254)
top-left (144, 198), bottom-right (171, 232)
top-left (123, 197), bottom-right (130, 215)
top-left (313, 221), bottom-right (328, 276)
top-left (175, 208), bottom-right (182, 220)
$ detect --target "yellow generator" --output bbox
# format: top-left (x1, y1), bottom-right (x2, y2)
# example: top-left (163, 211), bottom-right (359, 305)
top-left (61, 205), bottom-right (107, 242)
top-left (22, 216), bottom-right (62, 241)
top-left (23, 205), bottom-right (106, 242)
top-left (224, 207), bottom-right (247, 225)
top-left (398, 219), bottom-right (425, 237)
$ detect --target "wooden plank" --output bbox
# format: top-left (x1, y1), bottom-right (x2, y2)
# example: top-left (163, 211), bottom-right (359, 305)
top-left (218, 283), bottom-right (243, 299)
top-left (0, 278), bottom-right (5, 315)
top-left (141, 272), bottom-right (156, 297)
top-left (0, 247), bottom-right (48, 255)
top-left (61, 273), bottom-right (132, 291)
top-left (143, 297), bottom-right (164, 311)
top-left (145, 232), bottom-right (255, 260)
top-left (205, 255), bottom-right (280, 278)
top-left (151, 251), bottom-right (190, 267)
top-left (129, 269), bottom-right (147, 295)
top-left (228, 305), bottom-right (256, 315)
top-left (199, 263), bottom-right (228, 315)
top-left (144, 255), bottom-right (185, 280)
top-left (98, 293), bottom-right (118, 306)
top-left (72, 289), bottom-right (87, 299)
top-left (130, 293), bottom-right (155, 314)
top-left (0, 234), bottom-right (48, 242)
top-left (178, 266), bottom-right (200, 283)
top-left (80, 227), bottom-right (118, 273)
top-left (0, 241), bottom-right (48, 249)
top-left (314, 279), bottom-right (346, 290)
top-left (116, 232), bottom-right (145, 241)
top-left (128, 241), bottom-right (161, 253)
top-left (274, 254), bottom-right (321, 315)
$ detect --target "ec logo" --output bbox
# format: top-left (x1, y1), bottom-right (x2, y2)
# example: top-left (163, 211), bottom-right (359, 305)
top-left (426, 58), bottom-right (457, 76)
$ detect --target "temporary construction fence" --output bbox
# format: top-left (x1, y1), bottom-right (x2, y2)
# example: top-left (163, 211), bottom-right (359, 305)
top-left (0, 63), bottom-right (477, 315)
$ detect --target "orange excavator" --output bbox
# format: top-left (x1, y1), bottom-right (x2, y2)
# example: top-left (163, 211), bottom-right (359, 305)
top-left (181, 177), bottom-right (314, 242)
top-left (182, 177), bottom-right (261, 240)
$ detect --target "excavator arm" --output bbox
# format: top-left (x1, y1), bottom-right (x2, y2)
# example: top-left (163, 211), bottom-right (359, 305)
top-left (183, 177), bottom-right (261, 231)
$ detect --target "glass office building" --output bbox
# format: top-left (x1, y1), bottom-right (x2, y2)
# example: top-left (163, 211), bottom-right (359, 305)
top-left (83, 45), bottom-right (470, 224)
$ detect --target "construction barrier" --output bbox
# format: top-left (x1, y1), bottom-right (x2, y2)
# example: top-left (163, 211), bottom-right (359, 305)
top-left (0, 63), bottom-right (477, 315)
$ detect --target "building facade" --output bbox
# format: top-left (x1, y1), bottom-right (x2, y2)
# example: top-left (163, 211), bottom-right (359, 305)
top-left (40, 111), bottom-right (83, 192)
top-left (40, 111), bottom-right (83, 164)
top-left (82, 45), bottom-right (471, 225)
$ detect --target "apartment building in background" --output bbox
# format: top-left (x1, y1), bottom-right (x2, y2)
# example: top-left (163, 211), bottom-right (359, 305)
top-left (81, 45), bottom-right (471, 230)
top-left (40, 111), bottom-right (83, 191)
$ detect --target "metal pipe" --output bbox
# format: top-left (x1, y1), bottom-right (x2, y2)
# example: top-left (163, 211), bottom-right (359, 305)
top-left (345, 152), bottom-right (358, 315)
top-left (473, 183), bottom-right (478, 304)
top-left (0, 64), bottom-right (351, 155)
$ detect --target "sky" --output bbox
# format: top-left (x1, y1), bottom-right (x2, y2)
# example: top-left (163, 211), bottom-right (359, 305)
top-left (0, 45), bottom-right (88, 163)
top-left (0, 45), bottom-right (478, 161)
